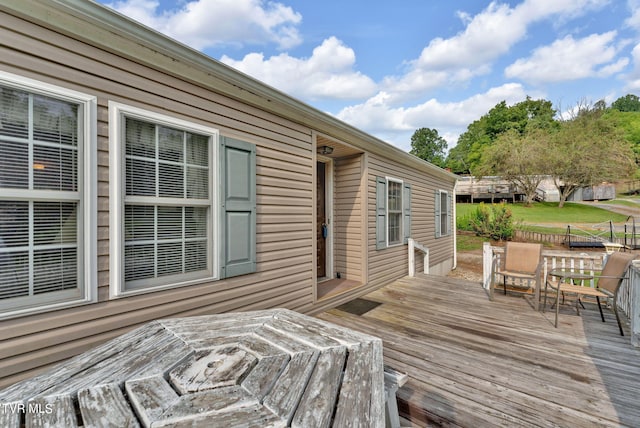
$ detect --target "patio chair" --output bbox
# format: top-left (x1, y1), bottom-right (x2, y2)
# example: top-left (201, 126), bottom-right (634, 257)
top-left (491, 242), bottom-right (544, 310)
top-left (543, 251), bottom-right (636, 334)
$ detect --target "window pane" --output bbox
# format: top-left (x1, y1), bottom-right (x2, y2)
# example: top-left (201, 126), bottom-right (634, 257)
top-left (158, 163), bottom-right (184, 197)
top-left (125, 244), bottom-right (155, 282)
top-left (125, 205), bottom-right (155, 241)
top-left (126, 158), bottom-right (156, 196)
top-left (440, 192), bottom-right (448, 235)
top-left (33, 248), bottom-right (77, 294)
top-left (123, 206), bottom-right (209, 285)
top-left (158, 206), bottom-right (183, 239)
top-left (33, 144), bottom-right (77, 191)
top-left (126, 118), bottom-right (155, 159)
top-left (186, 133), bottom-right (208, 166)
top-left (0, 201), bottom-right (29, 247)
top-left (388, 213), bottom-right (401, 244)
top-left (125, 118), bottom-right (209, 201)
top-left (157, 242), bottom-right (183, 276)
top-left (0, 86), bottom-right (29, 139)
top-left (0, 251), bottom-right (29, 299)
top-left (0, 140), bottom-right (28, 189)
top-left (158, 126), bottom-right (183, 163)
top-left (387, 180), bottom-right (402, 244)
top-left (185, 207), bottom-right (207, 238)
top-left (185, 241), bottom-right (207, 272)
top-left (34, 202), bottom-right (77, 245)
top-left (187, 167), bottom-right (208, 199)
top-left (388, 181), bottom-right (401, 211)
top-left (33, 95), bottom-right (78, 146)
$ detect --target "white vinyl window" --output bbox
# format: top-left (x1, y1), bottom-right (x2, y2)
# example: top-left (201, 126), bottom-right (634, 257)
top-left (0, 71), bottom-right (97, 318)
top-left (110, 103), bottom-right (217, 296)
top-left (376, 176), bottom-right (411, 249)
top-left (435, 189), bottom-right (451, 238)
top-left (387, 178), bottom-right (403, 245)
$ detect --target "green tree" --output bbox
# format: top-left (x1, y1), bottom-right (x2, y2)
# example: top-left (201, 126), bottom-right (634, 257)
top-left (409, 127), bottom-right (447, 167)
top-left (550, 107), bottom-right (636, 207)
top-left (604, 109), bottom-right (640, 167)
top-left (445, 97), bottom-right (557, 174)
top-left (475, 127), bottom-right (552, 205)
top-left (611, 94), bottom-right (640, 112)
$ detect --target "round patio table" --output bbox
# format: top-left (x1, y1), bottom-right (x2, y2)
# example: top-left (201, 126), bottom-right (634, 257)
top-left (0, 309), bottom-right (384, 427)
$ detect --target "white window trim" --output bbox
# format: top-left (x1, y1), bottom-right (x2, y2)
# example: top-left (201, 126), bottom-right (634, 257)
top-left (386, 176), bottom-right (404, 247)
top-left (0, 70), bottom-right (97, 319)
top-left (109, 102), bottom-right (219, 298)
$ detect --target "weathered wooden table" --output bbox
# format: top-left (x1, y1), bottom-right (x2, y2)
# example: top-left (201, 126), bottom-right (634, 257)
top-left (0, 309), bottom-right (384, 427)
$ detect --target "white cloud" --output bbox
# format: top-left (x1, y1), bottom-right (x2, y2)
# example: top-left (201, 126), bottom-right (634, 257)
top-left (107, 0), bottom-right (302, 50)
top-left (336, 83), bottom-right (532, 150)
top-left (625, 0), bottom-right (640, 30)
top-left (220, 37), bottom-right (377, 100)
top-left (624, 43), bottom-right (640, 92)
top-left (417, 3), bottom-right (521, 71)
top-left (379, 0), bottom-right (610, 104)
top-left (505, 32), bottom-right (626, 83)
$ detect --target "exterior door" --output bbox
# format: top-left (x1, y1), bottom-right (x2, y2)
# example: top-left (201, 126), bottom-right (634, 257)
top-left (317, 161), bottom-right (327, 278)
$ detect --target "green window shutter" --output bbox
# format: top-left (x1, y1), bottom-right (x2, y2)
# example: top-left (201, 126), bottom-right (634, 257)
top-left (376, 176), bottom-right (387, 249)
top-left (403, 182), bottom-right (411, 244)
top-left (434, 190), bottom-right (441, 238)
top-left (220, 137), bottom-right (256, 278)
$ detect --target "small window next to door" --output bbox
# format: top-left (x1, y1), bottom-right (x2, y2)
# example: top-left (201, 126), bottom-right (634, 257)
top-left (316, 161), bottom-right (327, 278)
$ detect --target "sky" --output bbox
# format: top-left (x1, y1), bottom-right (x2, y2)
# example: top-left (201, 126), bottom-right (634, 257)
top-left (99, 0), bottom-right (640, 152)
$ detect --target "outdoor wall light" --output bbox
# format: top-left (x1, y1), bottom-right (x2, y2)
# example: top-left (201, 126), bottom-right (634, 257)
top-left (318, 145), bottom-right (334, 155)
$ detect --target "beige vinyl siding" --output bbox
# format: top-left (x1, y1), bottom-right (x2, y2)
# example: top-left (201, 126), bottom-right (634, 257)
top-left (367, 153), bottom-right (455, 289)
top-left (333, 155), bottom-right (365, 282)
top-left (0, 11), bottom-right (315, 387)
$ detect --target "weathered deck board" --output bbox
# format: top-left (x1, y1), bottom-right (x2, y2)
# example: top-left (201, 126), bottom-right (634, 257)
top-left (318, 273), bottom-right (640, 427)
top-left (78, 383), bottom-right (140, 428)
top-left (291, 346), bottom-right (347, 428)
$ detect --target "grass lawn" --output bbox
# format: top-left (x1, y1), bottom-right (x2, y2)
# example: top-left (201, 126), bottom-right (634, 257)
top-left (456, 202), bottom-right (630, 251)
top-left (456, 233), bottom-right (487, 252)
top-left (457, 201), bottom-right (628, 226)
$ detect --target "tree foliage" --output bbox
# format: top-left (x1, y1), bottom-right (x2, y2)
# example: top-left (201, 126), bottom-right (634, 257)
top-left (438, 96), bottom-right (639, 207)
top-left (611, 94), bottom-right (640, 112)
top-left (445, 97), bottom-right (556, 174)
top-left (549, 107), bottom-right (636, 207)
top-left (475, 127), bottom-right (551, 205)
top-left (604, 109), bottom-right (640, 167)
top-left (409, 127), bottom-right (448, 167)
top-left (470, 99), bottom-right (636, 208)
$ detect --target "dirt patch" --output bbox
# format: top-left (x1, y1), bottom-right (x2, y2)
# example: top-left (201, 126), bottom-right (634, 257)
top-left (448, 250), bottom-right (484, 283)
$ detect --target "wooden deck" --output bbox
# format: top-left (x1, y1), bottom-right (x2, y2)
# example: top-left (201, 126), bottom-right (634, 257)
top-left (318, 273), bottom-right (640, 427)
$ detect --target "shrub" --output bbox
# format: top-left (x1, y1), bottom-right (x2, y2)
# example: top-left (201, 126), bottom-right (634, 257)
top-left (469, 202), bottom-right (514, 241)
top-left (456, 212), bottom-right (474, 232)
